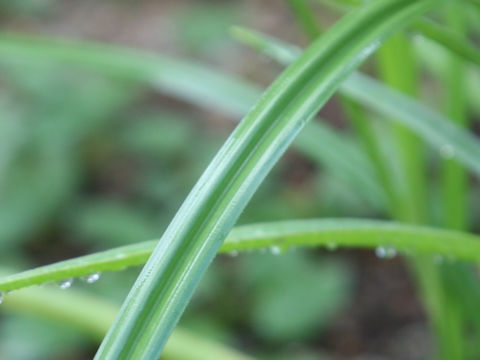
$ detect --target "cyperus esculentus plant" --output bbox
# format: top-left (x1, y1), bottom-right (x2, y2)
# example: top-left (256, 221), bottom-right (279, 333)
top-left (0, 0), bottom-right (480, 359)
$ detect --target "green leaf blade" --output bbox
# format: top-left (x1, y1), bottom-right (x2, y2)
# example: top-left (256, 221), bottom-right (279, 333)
top-left (233, 25), bottom-right (480, 178)
top-left (0, 31), bottom-right (385, 208)
top-left (94, 2), bottom-right (436, 358)
top-left (413, 18), bottom-right (480, 67)
top-left (3, 219), bottom-right (480, 293)
top-left (0, 277), bottom-right (253, 360)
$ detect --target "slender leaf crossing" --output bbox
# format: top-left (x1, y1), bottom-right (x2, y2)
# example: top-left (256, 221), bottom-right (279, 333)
top-left (0, 32), bottom-right (385, 208)
top-left (1, 219), bottom-right (480, 293)
top-left (93, 2), bottom-right (437, 359)
top-left (232, 26), bottom-right (480, 177)
top-left (0, 278), bottom-right (252, 360)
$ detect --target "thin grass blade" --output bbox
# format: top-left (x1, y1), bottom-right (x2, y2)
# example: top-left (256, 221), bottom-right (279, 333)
top-left (2, 219), bottom-right (480, 293)
top-left (412, 19), bottom-right (480, 67)
top-left (232, 26), bottom-right (480, 177)
top-left (94, 2), bottom-right (436, 359)
top-left (0, 32), bottom-right (384, 208)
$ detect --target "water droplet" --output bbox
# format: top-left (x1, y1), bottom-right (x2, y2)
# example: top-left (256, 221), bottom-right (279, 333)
top-left (0, 292), bottom-right (3, 305)
top-left (270, 246), bottom-right (282, 255)
top-left (446, 255), bottom-right (456, 264)
top-left (440, 144), bottom-right (455, 159)
top-left (326, 241), bottom-right (338, 251)
top-left (433, 254), bottom-right (444, 265)
top-left (375, 245), bottom-right (397, 259)
top-left (413, 34), bottom-right (425, 44)
top-left (86, 273), bottom-right (101, 284)
top-left (59, 278), bottom-right (73, 290)
top-left (228, 250), bottom-right (239, 257)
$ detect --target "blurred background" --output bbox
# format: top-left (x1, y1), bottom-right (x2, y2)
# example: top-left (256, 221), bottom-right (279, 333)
top-left (1, 0), bottom-right (477, 359)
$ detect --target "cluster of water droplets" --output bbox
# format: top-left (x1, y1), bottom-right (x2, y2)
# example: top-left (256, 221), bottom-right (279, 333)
top-left (375, 245), bottom-right (397, 260)
top-left (433, 253), bottom-right (457, 266)
top-left (226, 244), bottom-right (290, 257)
top-left (270, 246), bottom-right (282, 255)
top-left (57, 272), bottom-right (102, 291)
top-left (440, 144), bottom-right (455, 160)
top-left (57, 272), bottom-right (102, 290)
top-left (373, 246), bottom-right (456, 265)
top-left (326, 240), bottom-right (338, 251)
top-left (433, 253), bottom-right (444, 265)
top-left (0, 272), bottom-right (103, 305)
top-left (228, 250), bottom-right (239, 257)
top-left (230, 240), bottom-right (343, 255)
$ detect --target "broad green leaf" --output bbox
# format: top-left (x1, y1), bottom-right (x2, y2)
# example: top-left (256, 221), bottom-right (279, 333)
top-left (231, 26), bottom-right (480, 177)
top-left (2, 218), bottom-right (480, 293)
top-left (94, 2), bottom-right (436, 359)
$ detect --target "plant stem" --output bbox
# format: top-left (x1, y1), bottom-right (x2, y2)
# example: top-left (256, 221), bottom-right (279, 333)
top-left (437, 4), bottom-right (470, 359)
top-left (377, 33), bottom-right (427, 224)
top-left (341, 99), bottom-right (399, 215)
top-left (377, 33), bottom-right (466, 360)
top-left (442, 4), bottom-right (469, 231)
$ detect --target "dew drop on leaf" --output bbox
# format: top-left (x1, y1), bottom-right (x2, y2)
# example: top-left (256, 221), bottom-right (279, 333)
top-left (375, 245), bottom-right (397, 259)
top-left (59, 278), bottom-right (73, 290)
top-left (446, 255), bottom-right (456, 264)
top-left (86, 272), bottom-right (101, 284)
top-left (433, 254), bottom-right (444, 265)
top-left (413, 34), bottom-right (425, 43)
top-left (270, 246), bottom-right (282, 255)
top-left (326, 241), bottom-right (338, 251)
top-left (440, 144), bottom-right (455, 159)
top-left (228, 250), bottom-right (239, 257)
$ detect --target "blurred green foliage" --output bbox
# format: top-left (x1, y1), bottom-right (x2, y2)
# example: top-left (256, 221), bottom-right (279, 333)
top-left (244, 252), bottom-right (352, 342)
top-left (176, 3), bottom-right (240, 56)
top-left (0, 5), bottom-right (355, 356)
top-left (2, 0), bottom-right (479, 359)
